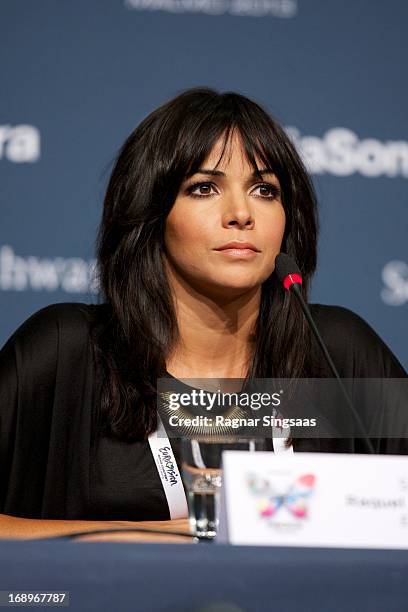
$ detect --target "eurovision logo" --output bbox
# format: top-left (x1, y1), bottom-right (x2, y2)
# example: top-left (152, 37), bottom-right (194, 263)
top-left (247, 472), bottom-right (315, 524)
top-left (158, 446), bottom-right (179, 486)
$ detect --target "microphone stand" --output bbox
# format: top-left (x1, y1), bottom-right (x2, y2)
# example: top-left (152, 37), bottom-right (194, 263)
top-left (290, 283), bottom-right (375, 454)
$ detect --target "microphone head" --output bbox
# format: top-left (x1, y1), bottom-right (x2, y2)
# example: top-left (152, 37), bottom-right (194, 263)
top-left (275, 253), bottom-right (303, 290)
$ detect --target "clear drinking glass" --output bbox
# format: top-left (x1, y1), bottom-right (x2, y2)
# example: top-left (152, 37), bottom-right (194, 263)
top-left (180, 437), bottom-right (256, 539)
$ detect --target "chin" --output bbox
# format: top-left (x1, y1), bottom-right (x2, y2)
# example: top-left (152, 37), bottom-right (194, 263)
top-left (209, 278), bottom-right (262, 294)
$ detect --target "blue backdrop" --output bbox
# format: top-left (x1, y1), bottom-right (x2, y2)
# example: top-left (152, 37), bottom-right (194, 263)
top-left (1, 0), bottom-right (407, 369)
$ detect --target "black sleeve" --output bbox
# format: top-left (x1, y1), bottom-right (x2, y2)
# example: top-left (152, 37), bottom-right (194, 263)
top-left (0, 305), bottom-right (60, 513)
top-left (319, 305), bottom-right (406, 379)
top-left (312, 304), bottom-right (408, 454)
top-left (0, 302), bottom-right (98, 518)
top-left (0, 335), bottom-right (19, 510)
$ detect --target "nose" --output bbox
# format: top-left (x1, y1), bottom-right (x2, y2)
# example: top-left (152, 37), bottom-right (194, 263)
top-left (221, 195), bottom-right (255, 229)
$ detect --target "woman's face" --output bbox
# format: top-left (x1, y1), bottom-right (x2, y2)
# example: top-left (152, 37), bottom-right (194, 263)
top-left (164, 131), bottom-right (286, 299)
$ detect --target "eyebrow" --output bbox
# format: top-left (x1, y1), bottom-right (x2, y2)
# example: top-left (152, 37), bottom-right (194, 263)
top-left (185, 168), bottom-right (276, 179)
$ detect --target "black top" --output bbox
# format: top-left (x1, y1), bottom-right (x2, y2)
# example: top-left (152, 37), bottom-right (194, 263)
top-left (0, 302), bottom-right (406, 520)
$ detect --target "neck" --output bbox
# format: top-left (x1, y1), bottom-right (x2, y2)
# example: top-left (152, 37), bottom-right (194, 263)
top-left (165, 266), bottom-right (260, 379)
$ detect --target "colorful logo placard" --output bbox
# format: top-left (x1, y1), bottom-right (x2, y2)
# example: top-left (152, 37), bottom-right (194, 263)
top-left (217, 452), bottom-right (408, 548)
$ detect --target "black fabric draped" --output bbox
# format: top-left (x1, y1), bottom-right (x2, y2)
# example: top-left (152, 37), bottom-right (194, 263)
top-left (0, 302), bottom-right (406, 519)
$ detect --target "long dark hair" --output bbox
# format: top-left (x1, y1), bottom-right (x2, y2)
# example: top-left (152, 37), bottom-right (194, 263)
top-left (94, 87), bottom-right (319, 441)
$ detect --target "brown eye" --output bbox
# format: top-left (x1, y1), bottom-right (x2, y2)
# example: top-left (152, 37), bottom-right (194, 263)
top-left (197, 184), bottom-right (211, 195)
top-left (252, 183), bottom-right (280, 199)
top-left (187, 182), bottom-right (217, 198)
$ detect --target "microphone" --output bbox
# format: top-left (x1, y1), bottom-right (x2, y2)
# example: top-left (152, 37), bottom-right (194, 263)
top-left (275, 253), bottom-right (375, 454)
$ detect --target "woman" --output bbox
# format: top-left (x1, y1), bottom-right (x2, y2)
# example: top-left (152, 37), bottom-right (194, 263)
top-left (0, 87), bottom-right (406, 522)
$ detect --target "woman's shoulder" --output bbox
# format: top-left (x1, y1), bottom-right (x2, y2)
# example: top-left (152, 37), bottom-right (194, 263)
top-left (309, 302), bottom-right (395, 345)
top-left (2, 302), bottom-right (110, 362)
top-left (309, 302), bottom-right (375, 333)
top-left (10, 302), bottom-right (108, 338)
top-left (0, 302), bottom-right (112, 401)
top-left (308, 302), bottom-right (406, 377)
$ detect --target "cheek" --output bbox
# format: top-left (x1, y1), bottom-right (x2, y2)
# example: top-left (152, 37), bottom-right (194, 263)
top-left (277, 217), bottom-right (286, 243)
top-left (265, 208), bottom-right (286, 245)
top-left (164, 212), bottom-right (203, 255)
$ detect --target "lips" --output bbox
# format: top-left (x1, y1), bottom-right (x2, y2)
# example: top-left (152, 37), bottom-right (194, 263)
top-left (215, 241), bottom-right (260, 252)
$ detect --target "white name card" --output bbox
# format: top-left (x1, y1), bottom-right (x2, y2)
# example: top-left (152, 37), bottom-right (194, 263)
top-left (217, 451), bottom-right (408, 549)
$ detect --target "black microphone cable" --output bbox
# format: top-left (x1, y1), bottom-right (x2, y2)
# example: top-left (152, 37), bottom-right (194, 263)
top-left (275, 252), bottom-right (375, 454)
